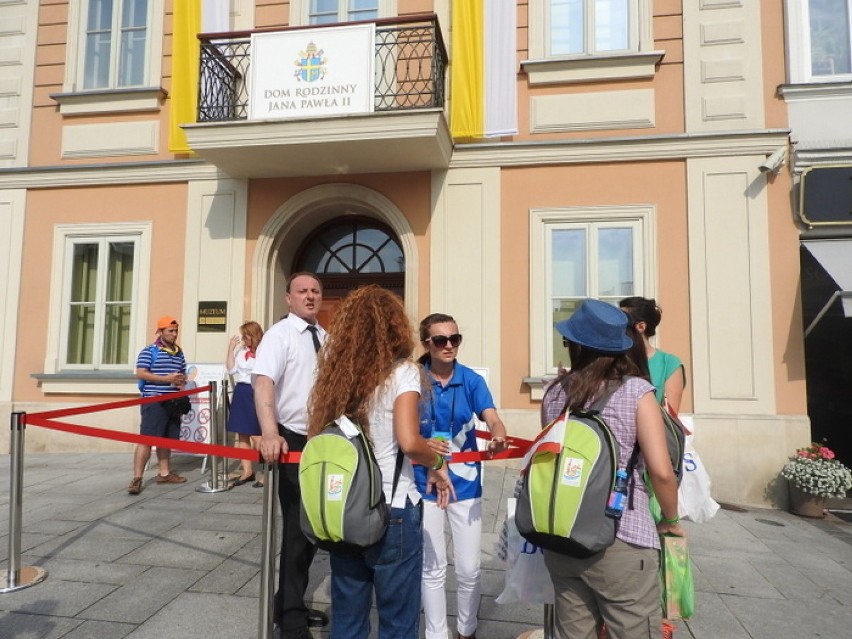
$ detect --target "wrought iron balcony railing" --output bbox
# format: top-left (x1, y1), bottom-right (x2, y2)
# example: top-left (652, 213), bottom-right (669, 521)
top-left (197, 14), bottom-right (447, 122)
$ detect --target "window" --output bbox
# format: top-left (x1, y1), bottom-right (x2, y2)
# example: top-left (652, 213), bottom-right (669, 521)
top-left (45, 223), bottom-right (151, 379)
top-left (57, 0), bottom-right (165, 114)
top-left (289, 0), bottom-right (394, 27)
top-left (550, 0), bottom-right (635, 57)
top-left (530, 207), bottom-right (653, 378)
top-left (62, 236), bottom-right (139, 368)
top-left (524, 0), bottom-right (658, 84)
top-left (81, 0), bottom-right (152, 90)
top-left (806, 0), bottom-right (852, 79)
top-left (309, 0), bottom-right (379, 25)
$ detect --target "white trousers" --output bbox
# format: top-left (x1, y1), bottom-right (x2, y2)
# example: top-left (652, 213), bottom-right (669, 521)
top-left (422, 497), bottom-right (482, 639)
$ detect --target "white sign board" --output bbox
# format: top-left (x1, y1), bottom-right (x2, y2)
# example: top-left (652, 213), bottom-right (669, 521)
top-left (179, 363), bottom-right (225, 448)
top-left (249, 24), bottom-right (376, 120)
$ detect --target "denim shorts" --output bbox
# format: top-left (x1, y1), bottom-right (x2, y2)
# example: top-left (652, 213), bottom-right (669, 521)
top-left (140, 401), bottom-right (181, 439)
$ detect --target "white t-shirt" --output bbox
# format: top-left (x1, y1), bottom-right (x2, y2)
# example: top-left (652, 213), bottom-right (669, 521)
top-left (252, 314), bottom-right (326, 436)
top-left (227, 347), bottom-right (255, 385)
top-left (369, 361), bottom-right (423, 509)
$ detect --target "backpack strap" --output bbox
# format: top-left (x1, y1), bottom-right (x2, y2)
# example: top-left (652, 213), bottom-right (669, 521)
top-left (389, 448), bottom-right (405, 504)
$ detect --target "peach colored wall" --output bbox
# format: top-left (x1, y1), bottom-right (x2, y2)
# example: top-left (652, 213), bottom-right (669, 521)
top-left (17, 183), bottom-right (188, 403)
top-left (761, 0), bottom-right (789, 130)
top-left (244, 173), bottom-right (432, 317)
top-left (500, 161), bottom-right (690, 410)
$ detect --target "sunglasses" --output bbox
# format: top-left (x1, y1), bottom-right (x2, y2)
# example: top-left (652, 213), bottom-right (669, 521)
top-left (562, 337), bottom-right (570, 348)
top-left (426, 334), bottom-right (463, 348)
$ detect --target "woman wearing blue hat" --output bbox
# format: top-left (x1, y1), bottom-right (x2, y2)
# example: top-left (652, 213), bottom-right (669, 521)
top-left (543, 299), bottom-right (683, 639)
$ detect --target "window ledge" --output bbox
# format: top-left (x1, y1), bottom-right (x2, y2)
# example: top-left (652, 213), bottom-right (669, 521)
top-left (523, 375), bottom-right (557, 401)
top-left (51, 87), bottom-right (168, 115)
top-left (778, 82), bottom-right (852, 102)
top-left (522, 51), bottom-right (665, 85)
top-left (33, 371), bottom-right (139, 395)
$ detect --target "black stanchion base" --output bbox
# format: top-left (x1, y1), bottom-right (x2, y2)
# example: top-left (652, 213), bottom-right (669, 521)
top-left (0, 566), bottom-right (48, 594)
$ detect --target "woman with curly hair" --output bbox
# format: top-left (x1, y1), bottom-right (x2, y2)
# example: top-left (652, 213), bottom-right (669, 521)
top-left (308, 285), bottom-right (454, 639)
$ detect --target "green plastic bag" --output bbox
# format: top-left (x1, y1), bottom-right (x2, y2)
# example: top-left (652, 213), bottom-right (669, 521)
top-left (660, 533), bottom-right (695, 620)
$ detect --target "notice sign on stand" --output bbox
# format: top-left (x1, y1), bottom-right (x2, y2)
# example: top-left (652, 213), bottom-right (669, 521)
top-left (178, 364), bottom-right (226, 449)
top-left (249, 24), bottom-right (375, 121)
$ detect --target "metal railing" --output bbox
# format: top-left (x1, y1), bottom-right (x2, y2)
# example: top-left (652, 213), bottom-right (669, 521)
top-left (197, 14), bottom-right (447, 123)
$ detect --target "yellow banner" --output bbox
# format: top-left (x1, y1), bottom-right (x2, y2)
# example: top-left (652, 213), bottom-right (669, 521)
top-left (450, 0), bottom-right (484, 140)
top-left (168, 0), bottom-right (202, 154)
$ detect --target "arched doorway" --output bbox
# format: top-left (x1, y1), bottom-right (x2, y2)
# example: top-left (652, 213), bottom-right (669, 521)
top-left (292, 217), bottom-right (405, 327)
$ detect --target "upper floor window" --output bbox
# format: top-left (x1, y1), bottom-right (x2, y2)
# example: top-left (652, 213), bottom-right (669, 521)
top-left (550, 0), bottom-right (636, 56)
top-left (524, 0), bottom-right (657, 84)
top-left (309, 0), bottom-right (379, 25)
top-left (82, 0), bottom-right (151, 90)
top-left (806, 0), bottom-right (852, 79)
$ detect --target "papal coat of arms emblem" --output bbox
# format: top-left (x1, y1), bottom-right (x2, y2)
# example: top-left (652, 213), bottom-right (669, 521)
top-left (294, 41), bottom-right (327, 82)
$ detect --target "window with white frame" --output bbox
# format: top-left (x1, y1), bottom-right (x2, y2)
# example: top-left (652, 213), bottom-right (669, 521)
top-left (60, 235), bottom-right (140, 369)
top-left (550, 0), bottom-right (636, 56)
top-left (309, 0), bottom-right (379, 24)
top-left (530, 207), bottom-right (652, 376)
top-left (289, 0), bottom-right (394, 26)
top-left (58, 0), bottom-right (165, 113)
top-left (80, 0), bottom-right (153, 90)
top-left (804, 0), bottom-right (852, 79)
top-left (524, 0), bottom-right (657, 84)
top-left (42, 223), bottom-right (152, 391)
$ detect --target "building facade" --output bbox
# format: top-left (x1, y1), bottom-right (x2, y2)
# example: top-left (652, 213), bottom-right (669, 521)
top-left (0, 1), bottom-right (812, 508)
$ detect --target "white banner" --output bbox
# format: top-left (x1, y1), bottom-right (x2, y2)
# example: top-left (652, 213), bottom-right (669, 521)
top-left (249, 24), bottom-right (375, 120)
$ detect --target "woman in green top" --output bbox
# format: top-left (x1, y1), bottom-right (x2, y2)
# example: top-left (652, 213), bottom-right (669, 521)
top-left (620, 297), bottom-right (686, 413)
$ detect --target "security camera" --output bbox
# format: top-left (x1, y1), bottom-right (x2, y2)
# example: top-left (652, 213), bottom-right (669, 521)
top-left (759, 147), bottom-right (786, 174)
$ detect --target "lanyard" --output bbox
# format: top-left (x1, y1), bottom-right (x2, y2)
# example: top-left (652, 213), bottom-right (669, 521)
top-left (428, 381), bottom-right (457, 434)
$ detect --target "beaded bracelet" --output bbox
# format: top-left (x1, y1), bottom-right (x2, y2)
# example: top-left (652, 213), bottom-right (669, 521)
top-left (660, 515), bottom-right (680, 525)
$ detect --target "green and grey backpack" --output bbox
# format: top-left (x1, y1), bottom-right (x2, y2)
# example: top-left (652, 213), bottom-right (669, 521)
top-left (299, 415), bottom-right (402, 554)
top-left (515, 385), bottom-right (639, 558)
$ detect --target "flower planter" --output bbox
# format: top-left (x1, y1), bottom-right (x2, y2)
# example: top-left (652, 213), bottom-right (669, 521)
top-left (788, 483), bottom-right (826, 518)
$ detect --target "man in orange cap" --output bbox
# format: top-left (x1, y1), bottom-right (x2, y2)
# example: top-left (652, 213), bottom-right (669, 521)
top-left (128, 316), bottom-right (189, 495)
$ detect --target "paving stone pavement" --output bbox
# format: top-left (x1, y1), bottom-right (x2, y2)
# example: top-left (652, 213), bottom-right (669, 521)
top-left (0, 452), bottom-right (850, 638)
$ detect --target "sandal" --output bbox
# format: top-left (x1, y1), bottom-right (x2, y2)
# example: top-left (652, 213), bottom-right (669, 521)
top-left (253, 480), bottom-right (265, 488)
top-left (232, 473), bottom-right (256, 487)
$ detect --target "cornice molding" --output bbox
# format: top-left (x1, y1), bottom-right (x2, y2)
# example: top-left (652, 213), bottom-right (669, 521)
top-left (0, 130), bottom-right (791, 189)
top-left (450, 130), bottom-right (791, 168)
top-left (0, 160), bottom-right (223, 190)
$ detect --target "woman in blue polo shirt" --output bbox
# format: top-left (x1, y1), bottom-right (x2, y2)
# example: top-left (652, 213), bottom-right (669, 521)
top-left (415, 313), bottom-right (509, 639)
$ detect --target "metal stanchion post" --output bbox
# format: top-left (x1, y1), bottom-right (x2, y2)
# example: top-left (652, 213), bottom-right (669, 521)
top-left (221, 378), bottom-right (233, 478)
top-left (196, 381), bottom-right (229, 493)
top-left (1, 412), bottom-right (48, 594)
top-left (543, 604), bottom-right (555, 639)
top-left (258, 462), bottom-right (279, 639)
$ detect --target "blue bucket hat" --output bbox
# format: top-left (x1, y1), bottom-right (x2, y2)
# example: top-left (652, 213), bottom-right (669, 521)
top-left (555, 299), bottom-right (632, 354)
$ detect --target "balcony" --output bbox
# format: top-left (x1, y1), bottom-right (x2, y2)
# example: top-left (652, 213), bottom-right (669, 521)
top-left (183, 15), bottom-right (452, 179)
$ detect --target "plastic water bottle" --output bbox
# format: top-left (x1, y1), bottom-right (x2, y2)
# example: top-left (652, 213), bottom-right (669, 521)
top-left (431, 426), bottom-right (452, 460)
top-left (605, 469), bottom-right (629, 519)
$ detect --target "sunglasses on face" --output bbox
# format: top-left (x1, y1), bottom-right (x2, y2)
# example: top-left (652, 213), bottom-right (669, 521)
top-left (426, 334), bottom-right (463, 348)
top-left (562, 337), bottom-right (570, 348)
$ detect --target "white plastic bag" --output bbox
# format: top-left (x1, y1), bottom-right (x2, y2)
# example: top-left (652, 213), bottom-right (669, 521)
top-left (677, 417), bottom-right (720, 523)
top-left (495, 498), bottom-right (554, 605)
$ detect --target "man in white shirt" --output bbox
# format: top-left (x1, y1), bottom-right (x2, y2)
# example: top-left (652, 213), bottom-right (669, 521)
top-left (254, 272), bottom-right (327, 639)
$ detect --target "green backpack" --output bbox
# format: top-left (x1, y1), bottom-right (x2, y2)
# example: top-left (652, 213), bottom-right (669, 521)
top-left (299, 415), bottom-right (402, 554)
top-left (515, 387), bottom-right (639, 558)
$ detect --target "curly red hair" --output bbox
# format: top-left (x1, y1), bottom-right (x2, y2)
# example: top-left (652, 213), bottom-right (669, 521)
top-left (308, 285), bottom-right (415, 438)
